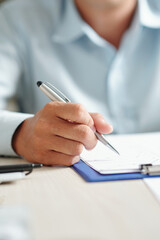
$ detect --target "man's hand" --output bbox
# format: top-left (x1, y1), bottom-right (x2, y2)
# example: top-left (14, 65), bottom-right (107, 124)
top-left (12, 102), bottom-right (113, 166)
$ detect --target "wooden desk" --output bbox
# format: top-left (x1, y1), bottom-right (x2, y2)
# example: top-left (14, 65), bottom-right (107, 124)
top-left (0, 157), bottom-right (160, 240)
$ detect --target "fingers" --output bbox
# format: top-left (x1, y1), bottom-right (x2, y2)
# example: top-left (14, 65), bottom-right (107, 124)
top-left (12, 101), bottom-right (111, 167)
top-left (44, 135), bottom-right (84, 156)
top-left (43, 102), bottom-right (94, 127)
top-left (43, 152), bottom-right (81, 166)
top-left (89, 113), bottom-right (113, 134)
top-left (33, 148), bottom-right (81, 166)
top-left (49, 118), bottom-right (97, 150)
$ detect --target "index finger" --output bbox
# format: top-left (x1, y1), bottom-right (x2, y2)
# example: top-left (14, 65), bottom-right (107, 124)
top-left (50, 102), bottom-right (94, 128)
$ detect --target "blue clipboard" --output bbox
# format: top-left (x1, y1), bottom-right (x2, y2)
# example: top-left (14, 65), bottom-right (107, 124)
top-left (72, 160), bottom-right (160, 182)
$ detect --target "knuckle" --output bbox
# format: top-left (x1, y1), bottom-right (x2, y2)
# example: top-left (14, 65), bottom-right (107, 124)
top-left (78, 126), bottom-right (98, 150)
top-left (73, 143), bottom-right (83, 155)
top-left (88, 138), bottom-right (97, 150)
top-left (74, 103), bottom-right (85, 118)
top-left (43, 102), bottom-right (53, 112)
top-left (43, 101), bottom-right (61, 113)
top-left (87, 117), bottom-right (94, 128)
top-left (52, 101), bottom-right (62, 109)
top-left (66, 156), bottom-right (80, 166)
top-left (65, 161), bottom-right (73, 167)
top-left (79, 125), bottom-right (91, 141)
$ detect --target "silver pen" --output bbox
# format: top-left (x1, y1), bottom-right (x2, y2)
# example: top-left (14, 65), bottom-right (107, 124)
top-left (37, 81), bottom-right (119, 155)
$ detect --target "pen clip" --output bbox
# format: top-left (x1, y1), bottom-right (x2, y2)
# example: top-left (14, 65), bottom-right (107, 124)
top-left (25, 169), bottom-right (33, 176)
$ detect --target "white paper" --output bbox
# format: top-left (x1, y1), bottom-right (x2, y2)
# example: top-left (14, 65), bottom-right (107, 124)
top-left (81, 133), bottom-right (160, 174)
top-left (144, 178), bottom-right (160, 203)
top-left (0, 172), bottom-right (26, 184)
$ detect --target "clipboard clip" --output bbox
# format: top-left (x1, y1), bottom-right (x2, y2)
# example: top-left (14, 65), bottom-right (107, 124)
top-left (140, 164), bottom-right (160, 176)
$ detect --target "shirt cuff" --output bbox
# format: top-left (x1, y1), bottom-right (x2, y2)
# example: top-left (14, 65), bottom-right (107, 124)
top-left (0, 110), bottom-right (34, 156)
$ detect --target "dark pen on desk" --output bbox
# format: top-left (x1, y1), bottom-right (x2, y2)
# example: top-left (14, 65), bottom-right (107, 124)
top-left (37, 81), bottom-right (119, 155)
top-left (0, 163), bottom-right (43, 174)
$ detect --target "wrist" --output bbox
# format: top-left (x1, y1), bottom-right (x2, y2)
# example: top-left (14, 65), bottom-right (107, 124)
top-left (11, 119), bottom-right (28, 156)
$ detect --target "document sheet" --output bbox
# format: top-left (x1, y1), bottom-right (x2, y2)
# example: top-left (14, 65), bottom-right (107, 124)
top-left (81, 133), bottom-right (160, 174)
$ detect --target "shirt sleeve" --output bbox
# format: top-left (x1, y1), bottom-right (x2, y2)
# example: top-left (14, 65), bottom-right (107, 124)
top-left (0, 7), bottom-right (32, 156)
top-left (0, 111), bottom-right (33, 156)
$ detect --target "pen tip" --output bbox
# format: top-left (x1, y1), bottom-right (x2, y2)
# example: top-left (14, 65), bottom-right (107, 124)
top-left (37, 81), bottom-right (42, 87)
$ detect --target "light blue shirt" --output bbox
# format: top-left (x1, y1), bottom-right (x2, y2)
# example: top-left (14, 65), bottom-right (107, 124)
top-left (0, 0), bottom-right (160, 156)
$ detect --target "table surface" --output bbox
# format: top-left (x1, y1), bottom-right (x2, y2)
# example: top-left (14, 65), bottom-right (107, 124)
top-left (0, 157), bottom-right (160, 240)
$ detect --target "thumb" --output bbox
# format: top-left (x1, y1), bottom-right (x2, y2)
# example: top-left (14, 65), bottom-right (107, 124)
top-left (89, 113), bottom-right (113, 134)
